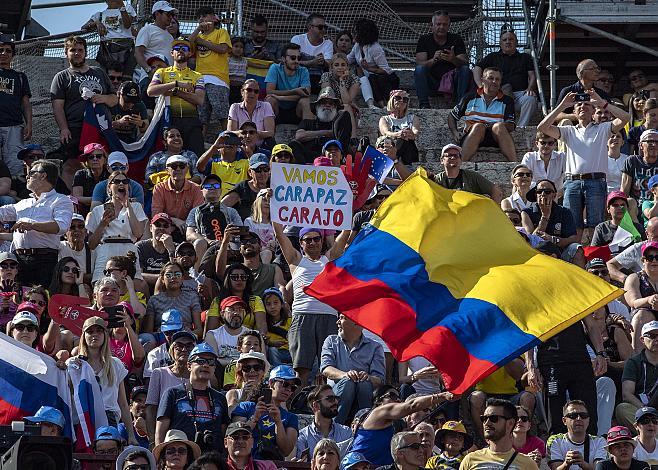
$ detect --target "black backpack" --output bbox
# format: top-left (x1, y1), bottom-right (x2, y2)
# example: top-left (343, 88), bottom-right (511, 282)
top-left (195, 203), bottom-right (228, 241)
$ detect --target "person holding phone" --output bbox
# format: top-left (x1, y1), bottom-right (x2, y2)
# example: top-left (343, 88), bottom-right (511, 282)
top-left (87, 170), bottom-right (148, 282)
top-left (111, 81), bottom-right (149, 144)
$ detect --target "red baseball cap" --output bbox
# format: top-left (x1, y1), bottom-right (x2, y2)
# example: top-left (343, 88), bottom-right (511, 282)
top-left (220, 296), bottom-right (247, 310)
top-left (606, 191), bottom-right (627, 206)
top-left (151, 213), bottom-right (172, 224)
top-left (642, 241), bottom-right (658, 256)
top-left (79, 143), bottom-right (106, 159)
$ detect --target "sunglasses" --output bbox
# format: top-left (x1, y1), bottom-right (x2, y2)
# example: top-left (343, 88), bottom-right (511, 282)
top-left (518, 415), bottom-right (531, 423)
top-left (190, 357), bottom-right (218, 366)
top-left (28, 299), bottom-right (47, 307)
top-left (173, 342), bottom-right (195, 351)
top-left (154, 221), bottom-right (171, 228)
top-left (538, 140), bottom-right (556, 145)
top-left (480, 414), bottom-right (513, 423)
top-left (88, 153), bottom-right (105, 160)
top-left (536, 189), bottom-right (555, 194)
top-left (393, 96), bottom-right (410, 103)
top-left (286, 55), bottom-right (300, 61)
top-left (564, 412), bottom-right (589, 420)
top-left (644, 255), bottom-right (658, 262)
top-left (230, 274), bottom-right (249, 281)
top-left (14, 324), bottom-right (38, 332)
top-left (168, 163), bottom-right (187, 170)
top-left (244, 88), bottom-right (259, 94)
top-left (165, 446), bottom-right (188, 455)
top-left (103, 267), bottom-right (121, 276)
top-left (164, 271), bottom-right (183, 279)
top-left (109, 75), bottom-right (123, 82)
top-left (61, 265), bottom-right (80, 275)
top-left (514, 172), bottom-right (532, 178)
top-left (301, 235), bottom-right (322, 243)
top-left (27, 169), bottom-right (46, 178)
top-left (399, 443), bottom-right (423, 451)
top-left (172, 45), bottom-right (190, 52)
top-left (273, 379), bottom-right (298, 390)
top-left (202, 183), bottom-right (222, 190)
top-left (0, 262), bottom-right (18, 269)
top-left (607, 428), bottom-right (633, 440)
top-left (252, 167), bottom-right (270, 173)
top-left (110, 164), bottom-right (127, 171)
top-left (640, 417), bottom-right (658, 425)
top-left (240, 238), bottom-right (258, 245)
top-left (110, 178), bottom-right (130, 185)
top-left (241, 364), bottom-right (264, 372)
top-left (590, 269), bottom-right (609, 276)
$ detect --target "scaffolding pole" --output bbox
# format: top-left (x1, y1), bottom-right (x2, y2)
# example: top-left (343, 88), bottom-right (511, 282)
top-left (547, 0), bottom-right (558, 108)
top-left (522, 0), bottom-right (547, 115)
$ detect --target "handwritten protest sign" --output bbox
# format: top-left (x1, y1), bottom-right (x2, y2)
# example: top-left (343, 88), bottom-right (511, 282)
top-left (270, 163), bottom-right (353, 230)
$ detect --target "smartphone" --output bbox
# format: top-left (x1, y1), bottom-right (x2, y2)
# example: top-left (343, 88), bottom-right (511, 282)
top-left (104, 201), bottom-right (114, 212)
top-left (102, 305), bottom-right (124, 328)
top-left (260, 387), bottom-right (272, 404)
top-left (574, 92), bottom-right (590, 102)
top-left (238, 226), bottom-right (251, 237)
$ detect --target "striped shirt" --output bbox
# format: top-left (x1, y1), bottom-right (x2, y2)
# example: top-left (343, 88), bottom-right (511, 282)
top-left (451, 88), bottom-right (515, 130)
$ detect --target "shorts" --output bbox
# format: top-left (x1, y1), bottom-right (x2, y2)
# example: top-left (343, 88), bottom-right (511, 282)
top-left (199, 83), bottom-right (229, 123)
top-left (461, 126), bottom-right (498, 148)
top-left (289, 313), bottom-right (338, 370)
top-left (473, 391), bottom-right (526, 405)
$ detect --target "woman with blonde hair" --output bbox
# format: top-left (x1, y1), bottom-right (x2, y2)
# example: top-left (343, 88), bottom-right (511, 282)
top-left (501, 164), bottom-right (534, 211)
top-left (226, 350), bottom-right (269, 409)
top-left (71, 315), bottom-right (136, 444)
top-left (244, 189), bottom-right (278, 263)
top-left (311, 439), bottom-right (341, 470)
top-left (378, 89), bottom-right (420, 165)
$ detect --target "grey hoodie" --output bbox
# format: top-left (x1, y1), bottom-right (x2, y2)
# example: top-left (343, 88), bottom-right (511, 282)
top-left (115, 445), bottom-right (157, 470)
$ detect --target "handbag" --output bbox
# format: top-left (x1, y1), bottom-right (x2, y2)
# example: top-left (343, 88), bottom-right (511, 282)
top-left (438, 68), bottom-right (456, 95)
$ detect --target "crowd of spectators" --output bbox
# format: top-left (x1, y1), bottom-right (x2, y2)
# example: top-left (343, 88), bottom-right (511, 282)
top-left (1, 1), bottom-right (658, 469)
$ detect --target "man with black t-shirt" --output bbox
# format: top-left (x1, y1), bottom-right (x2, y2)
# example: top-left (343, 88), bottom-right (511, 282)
top-left (526, 310), bottom-right (607, 434)
top-left (414, 11), bottom-right (471, 109)
top-left (0, 34), bottom-right (32, 177)
top-left (156, 342), bottom-right (229, 453)
top-left (137, 213), bottom-right (176, 289)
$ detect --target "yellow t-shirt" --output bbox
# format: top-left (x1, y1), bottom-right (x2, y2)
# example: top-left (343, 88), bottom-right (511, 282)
top-left (195, 28), bottom-right (231, 86)
top-left (153, 65), bottom-right (205, 118)
top-left (210, 159), bottom-right (250, 197)
top-left (206, 295), bottom-right (265, 330)
top-left (475, 366), bottom-right (518, 395)
top-left (265, 317), bottom-right (291, 350)
top-left (120, 291), bottom-right (147, 331)
top-left (460, 448), bottom-right (537, 470)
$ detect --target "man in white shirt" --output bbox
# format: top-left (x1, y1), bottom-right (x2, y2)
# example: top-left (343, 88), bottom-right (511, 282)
top-left (634, 406), bottom-right (658, 465)
top-left (538, 90), bottom-right (630, 241)
top-left (0, 159), bottom-right (73, 286)
top-left (134, 0), bottom-right (176, 76)
top-left (521, 131), bottom-right (566, 196)
top-left (291, 13), bottom-right (333, 94)
top-left (204, 296), bottom-right (248, 366)
top-left (81, 0), bottom-right (136, 74)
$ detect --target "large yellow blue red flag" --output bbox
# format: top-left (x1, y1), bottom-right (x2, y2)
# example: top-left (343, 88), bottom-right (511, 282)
top-left (305, 168), bottom-right (622, 393)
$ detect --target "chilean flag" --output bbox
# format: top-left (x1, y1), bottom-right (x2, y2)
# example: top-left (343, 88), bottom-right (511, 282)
top-left (79, 96), bottom-right (170, 182)
top-left (0, 333), bottom-right (73, 437)
top-left (68, 359), bottom-right (108, 449)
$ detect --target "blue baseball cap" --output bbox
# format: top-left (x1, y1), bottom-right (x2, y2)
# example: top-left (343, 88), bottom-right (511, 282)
top-left (322, 139), bottom-right (343, 153)
top-left (95, 425), bottom-right (123, 442)
top-left (341, 452), bottom-right (372, 470)
top-left (161, 309), bottom-right (183, 332)
top-left (17, 144), bottom-right (45, 160)
top-left (189, 342), bottom-right (218, 360)
top-left (25, 406), bottom-right (66, 429)
top-left (262, 287), bottom-right (284, 303)
top-left (269, 365), bottom-right (301, 384)
top-left (249, 153), bottom-right (269, 169)
top-left (217, 131), bottom-right (242, 146)
top-left (636, 406), bottom-right (658, 422)
top-left (649, 175), bottom-right (658, 190)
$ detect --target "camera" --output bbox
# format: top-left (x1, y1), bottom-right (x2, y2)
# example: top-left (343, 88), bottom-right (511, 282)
top-left (194, 430), bottom-right (215, 449)
top-left (102, 305), bottom-right (124, 328)
top-left (574, 92), bottom-right (590, 102)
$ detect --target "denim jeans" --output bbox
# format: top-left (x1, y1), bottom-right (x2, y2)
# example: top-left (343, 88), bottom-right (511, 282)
top-left (0, 125), bottom-right (25, 175)
top-left (563, 178), bottom-right (607, 228)
top-left (332, 377), bottom-right (373, 425)
top-left (267, 346), bottom-right (292, 367)
top-left (414, 64), bottom-right (471, 106)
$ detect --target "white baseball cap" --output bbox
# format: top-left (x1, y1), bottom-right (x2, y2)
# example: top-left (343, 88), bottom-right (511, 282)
top-left (152, 0), bottom-right (178, 14)
top-left (441, 144), bottom-right (462, 155)
top-left (642, 320), bottom-right (658, 337)
top-left (165, 154), bottom-right (188, 167)
top-left (108, 151), bottom-right (128, 167)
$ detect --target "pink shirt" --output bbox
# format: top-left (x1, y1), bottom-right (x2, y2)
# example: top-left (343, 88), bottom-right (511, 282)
top-left (110, 337), bottom-right (134, 372)
top-left (228, 101), bottom-right (275, 132)
top-left (515, 435), bottom-right (546, 456)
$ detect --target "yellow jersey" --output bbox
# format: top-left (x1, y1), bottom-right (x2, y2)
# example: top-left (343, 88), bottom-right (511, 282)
top-left (210, 158), bottom-right (250, 197)
top-left (152, 65), bottom-right (205, 118)
top-left (195, 28), bottom-right (232, 86)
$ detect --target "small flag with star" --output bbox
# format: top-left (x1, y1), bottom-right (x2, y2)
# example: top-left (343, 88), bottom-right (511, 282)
top-left (361, 146), bottom-right (395, 184)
